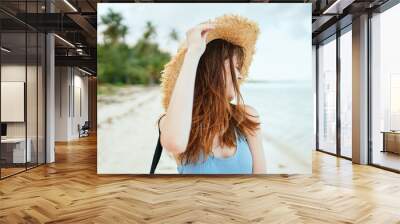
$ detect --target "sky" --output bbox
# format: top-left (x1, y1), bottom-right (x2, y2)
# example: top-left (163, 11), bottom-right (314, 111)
top-left (98, 3), bottom-right (311, 81)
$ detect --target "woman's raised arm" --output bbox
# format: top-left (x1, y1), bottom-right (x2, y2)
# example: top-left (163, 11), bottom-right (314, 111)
top-left (159, 23), bottom-right (215, 154)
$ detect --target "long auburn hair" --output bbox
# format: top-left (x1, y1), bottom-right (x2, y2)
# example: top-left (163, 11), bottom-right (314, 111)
top-left (160, 39), bottom-right (260, 165)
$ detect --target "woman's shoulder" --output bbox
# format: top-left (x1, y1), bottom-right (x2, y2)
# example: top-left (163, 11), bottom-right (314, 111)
top-left (157, 113), bottom-right (167, 132)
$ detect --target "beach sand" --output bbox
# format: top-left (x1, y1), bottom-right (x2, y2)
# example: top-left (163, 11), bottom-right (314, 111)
top-left (98, 85), bottom-right (177, 174)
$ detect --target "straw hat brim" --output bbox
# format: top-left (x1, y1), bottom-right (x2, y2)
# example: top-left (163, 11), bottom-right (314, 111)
top-left (160, 14), bottom-right (260, 111)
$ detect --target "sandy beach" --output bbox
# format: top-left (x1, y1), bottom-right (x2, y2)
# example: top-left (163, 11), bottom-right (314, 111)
top-left (97, 84), bottom-right (312, 174)
top-left (98, 85), bottom-right (178, 174)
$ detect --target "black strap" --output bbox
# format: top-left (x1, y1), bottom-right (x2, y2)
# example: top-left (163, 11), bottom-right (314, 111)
top-left (150, 115), bottom-right (165, 174)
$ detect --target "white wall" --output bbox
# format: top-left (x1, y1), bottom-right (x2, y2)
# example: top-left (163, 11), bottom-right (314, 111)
top-left (54, 67), bottom-right (89, 141)
top-left (55, 66), bottom-right (69, 141)
top-left (72, 73), bottom-right (89, 138)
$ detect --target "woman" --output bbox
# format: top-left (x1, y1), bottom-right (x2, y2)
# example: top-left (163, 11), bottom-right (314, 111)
top-left (158, 15), bottom-right (266, 174)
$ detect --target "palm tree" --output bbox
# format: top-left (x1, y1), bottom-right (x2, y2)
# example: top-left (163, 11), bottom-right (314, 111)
top-left (135, 21), bottom-right (157, 54)
top-left (168, 28), bottom-right (179, 42)
top-left (143, 21), bottom-right (156, 41)
top-left (101, 9), bottom-right (128, 45)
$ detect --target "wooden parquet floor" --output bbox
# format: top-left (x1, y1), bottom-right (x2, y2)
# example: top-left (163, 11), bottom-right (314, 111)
top-left (0, 134), bottom-right (400, 223)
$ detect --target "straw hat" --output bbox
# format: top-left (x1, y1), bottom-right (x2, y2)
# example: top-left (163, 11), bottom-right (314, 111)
top-left (160, 14), bottom-right (260, 110)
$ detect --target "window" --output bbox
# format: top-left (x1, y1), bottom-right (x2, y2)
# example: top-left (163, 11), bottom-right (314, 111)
top-left (317, 36), bottom-right (337, 154)
top-left (371, 2), bottom-right (400, 171)
top-left (339, 28), bottom-right (352, 158)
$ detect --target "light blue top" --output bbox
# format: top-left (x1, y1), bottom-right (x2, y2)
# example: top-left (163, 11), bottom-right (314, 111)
top-left (177, 131), bottom-right (253, 174)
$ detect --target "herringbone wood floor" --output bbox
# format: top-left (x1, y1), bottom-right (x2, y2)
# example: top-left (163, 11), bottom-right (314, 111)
top-left (0, 134), bottom-right (400, 223)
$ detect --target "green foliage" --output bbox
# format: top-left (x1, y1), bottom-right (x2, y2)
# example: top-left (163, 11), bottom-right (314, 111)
top-left (101, 9), bottom-right (128, 45)
top-left (98, 10), bottom-right (175, 85)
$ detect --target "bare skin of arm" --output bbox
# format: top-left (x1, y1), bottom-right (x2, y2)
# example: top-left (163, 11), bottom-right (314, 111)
top-left (159, 23), bottom-right (215, 155)
top-left (244, 105), bottom-right (266, 174)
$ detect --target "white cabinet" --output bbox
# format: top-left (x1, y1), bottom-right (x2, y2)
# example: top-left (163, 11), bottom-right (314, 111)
top-left (1, 138), bottom-right (32, 163)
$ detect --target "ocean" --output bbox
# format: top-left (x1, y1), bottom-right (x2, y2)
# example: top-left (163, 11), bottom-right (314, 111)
top-left (240, 81), bottom-right (314, 173)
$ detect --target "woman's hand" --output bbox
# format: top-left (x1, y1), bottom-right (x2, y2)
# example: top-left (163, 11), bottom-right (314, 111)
top-left (184, 23), bottom-right (215, 56)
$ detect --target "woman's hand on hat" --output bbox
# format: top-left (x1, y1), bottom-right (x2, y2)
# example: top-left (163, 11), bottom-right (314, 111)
top-left (185, 23), bottom-right (215, 56)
